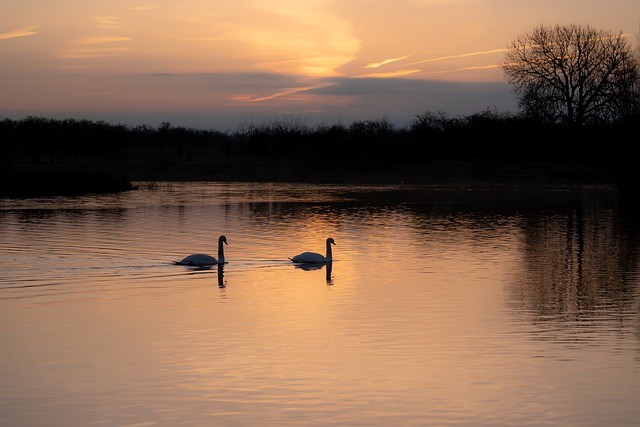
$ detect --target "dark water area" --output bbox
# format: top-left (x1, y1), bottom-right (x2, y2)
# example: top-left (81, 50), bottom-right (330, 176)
top-left (0, 169), bottom-right (133, 197)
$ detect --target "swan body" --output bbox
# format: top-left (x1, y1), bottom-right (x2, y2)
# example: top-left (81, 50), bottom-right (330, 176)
top-left (290, 237), bottom-right (335, 263)
top-left (175, 235), bottom-right (227, 266)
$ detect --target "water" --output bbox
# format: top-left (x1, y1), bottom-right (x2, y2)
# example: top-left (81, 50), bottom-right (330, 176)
top-left (1, 182), bottom-right (639, 427)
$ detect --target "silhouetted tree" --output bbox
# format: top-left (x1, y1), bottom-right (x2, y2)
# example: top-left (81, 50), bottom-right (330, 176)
top-left (502, 24), bottom-right (640, 126)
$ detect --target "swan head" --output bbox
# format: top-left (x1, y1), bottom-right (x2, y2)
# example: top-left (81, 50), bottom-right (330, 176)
top-left (219, 235), bottom-right (228, 245)
top-left (327, 237), bottom-right (335, 246)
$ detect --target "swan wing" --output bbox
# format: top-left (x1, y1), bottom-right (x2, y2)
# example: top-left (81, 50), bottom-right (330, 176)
top-left (290, 252), bottom-right (327, 263)
top-left (176, 253), bottom-right (218, 266)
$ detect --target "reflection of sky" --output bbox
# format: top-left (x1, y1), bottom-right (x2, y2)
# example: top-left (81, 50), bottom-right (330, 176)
top-left (1, 1), bottom-right (638, 130)
top-left (1, 183), bottom-right (640, 426)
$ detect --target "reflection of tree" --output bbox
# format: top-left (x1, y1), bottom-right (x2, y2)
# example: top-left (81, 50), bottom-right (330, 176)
top-left (509, 190), bottom-right (640, 347)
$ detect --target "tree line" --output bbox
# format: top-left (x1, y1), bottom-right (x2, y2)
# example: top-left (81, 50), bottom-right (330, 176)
top-left (1, 109), bottom-right (636, 185)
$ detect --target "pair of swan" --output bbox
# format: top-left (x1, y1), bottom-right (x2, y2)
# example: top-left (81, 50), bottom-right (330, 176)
top-left (175, 236), bottom-right (336, 267)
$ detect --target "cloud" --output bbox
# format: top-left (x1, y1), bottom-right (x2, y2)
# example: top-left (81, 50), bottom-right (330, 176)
top-left (60, 34), bottom-right (132, 59)
top-left (94, 16), bottom-right (124, 30)
top-left (405, 48), bottom-right (509, 66)
top-left (184, 1), bottom-right (360, 77)
top-left (309, 75), bottom-right (513, 101)
top-left (59, 47), bottom-right (130, 59)
top-left (425, 64), bottom-right (504, 75)
top-left (75, 36), bottom-right (133, 45)
top-left (355, 69), bottom-right (421, 78)
top-left (139, 71), bottom-right (516, 118)
top-left (0, 25), bottom-right (39, 40)
top-left (129, 5), bottom-right (156, 11)
top-left (364, 56), bottom-right (410, 68)
top-left (231, 84), bottom-right (333, 102)
top-left (146, 71), bottom-right (302, 90)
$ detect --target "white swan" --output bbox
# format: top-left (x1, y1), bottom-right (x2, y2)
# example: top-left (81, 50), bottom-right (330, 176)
top-left (175, 235), bottom-right (227, 266)
top-left (289, 237), bottom-right (335, 263)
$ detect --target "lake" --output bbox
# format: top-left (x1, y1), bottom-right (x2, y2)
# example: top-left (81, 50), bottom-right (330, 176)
top-left (1, 182), bottom-right (639, 427)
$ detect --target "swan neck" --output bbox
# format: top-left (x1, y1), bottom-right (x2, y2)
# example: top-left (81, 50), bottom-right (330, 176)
top-left (218, 239), bottom-right (225, 263)
top-left (326, 241), bottom-right (333, 261)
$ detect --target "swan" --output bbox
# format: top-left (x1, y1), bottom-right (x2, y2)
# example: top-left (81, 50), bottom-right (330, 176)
top-left (289, 237), bottom-right (335, 263)
top-left (175, 235), bottom-right (227, 266)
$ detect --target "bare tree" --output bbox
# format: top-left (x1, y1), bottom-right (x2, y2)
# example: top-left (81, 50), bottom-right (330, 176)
top-left (502, 24), bottom-right (640, 126)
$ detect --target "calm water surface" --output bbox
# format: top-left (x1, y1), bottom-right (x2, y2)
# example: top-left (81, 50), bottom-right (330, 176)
top-left (1, 182), bottom-right (639, 427)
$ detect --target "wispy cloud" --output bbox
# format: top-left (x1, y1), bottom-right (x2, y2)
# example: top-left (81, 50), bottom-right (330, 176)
top-left (364, 56), bottom-right (410, 69)
top-left (425, 63), bottom-right (504, 75)
top-left (406, 48), bottom-right (509, 66)
top-left (357, 47), bottom-right (509, 77)
top-left (232, 83), bottom-right (334, 103)
top-left (185, 2), bottom-right (359, 77)
top-left (75, 36), bottom-right (133, 45)
top-left (355, 69), bottom-right (421, 78)
top-left (60, 34), bottom-right (132, 59)
top-left (95, 16), bottom-right (124, 30)
top-left (0, 25), bottom-right (39, 40)
top-left (129, 5), bottom-right (156, 11)
top-left (59, 47), bottom-right (130, 59)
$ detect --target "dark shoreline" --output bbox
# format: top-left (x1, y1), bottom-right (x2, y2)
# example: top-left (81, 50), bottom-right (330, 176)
top-left (0, 169), bottom-right (133, 198)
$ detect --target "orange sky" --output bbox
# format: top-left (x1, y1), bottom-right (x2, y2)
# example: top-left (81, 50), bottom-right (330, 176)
top-left (1, 0), bottom-right (638, 130)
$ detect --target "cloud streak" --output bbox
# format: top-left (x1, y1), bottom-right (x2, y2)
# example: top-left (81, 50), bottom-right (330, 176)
top-left (364, 56), bottom-right (410, 68)
top-left (359, 47), bottom-right (510, 77)
top-left (232, 83), bottom-right (335, 102)
top-left (0, 25), bottom-right (39, 40)
top-left (59, 47), bottom-right (130, 59)
top-left (94, 16), bottom-right (124, 30)
top-left (355, 69), bottom-right (421, 78)
top-left (425, 64), bottom-right (504, 75)
top-left (75, 36), bottom-right (133, 45)
top-left (405, 48), bottom-right (509, 66)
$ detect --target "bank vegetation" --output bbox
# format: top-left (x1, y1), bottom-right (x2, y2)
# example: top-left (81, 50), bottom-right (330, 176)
top-left (1, 110), bottom-right (637, 197)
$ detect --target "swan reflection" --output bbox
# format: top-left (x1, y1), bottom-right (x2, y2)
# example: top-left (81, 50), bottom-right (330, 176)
top-left (325, 262), bottom-right (333, 285)
top-left (217, 264), bottom-right (225, 288)
top-left (292, 261), bottom-right (334, 285)
top-left (293, 263), bottom-right (325, 271)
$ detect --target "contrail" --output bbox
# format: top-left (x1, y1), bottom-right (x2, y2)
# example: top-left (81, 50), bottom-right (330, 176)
top-left (405, 48), bottom-right (509, 66)
top-left (425, 63), bottom-right (504, 74)
top-left (232, 83), bottom-right (334, 103)
top-left (364, 56), bottom-right (410, 69)
top-left (355, 69), bottom-right (421, 78)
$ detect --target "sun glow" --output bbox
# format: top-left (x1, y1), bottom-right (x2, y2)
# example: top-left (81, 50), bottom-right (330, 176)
top-left (197, 1), bottom-right (359, 77)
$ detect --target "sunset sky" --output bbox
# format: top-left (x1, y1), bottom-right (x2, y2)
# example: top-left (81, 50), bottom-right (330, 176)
top-left (1, 0), bottom-right (638, 131)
